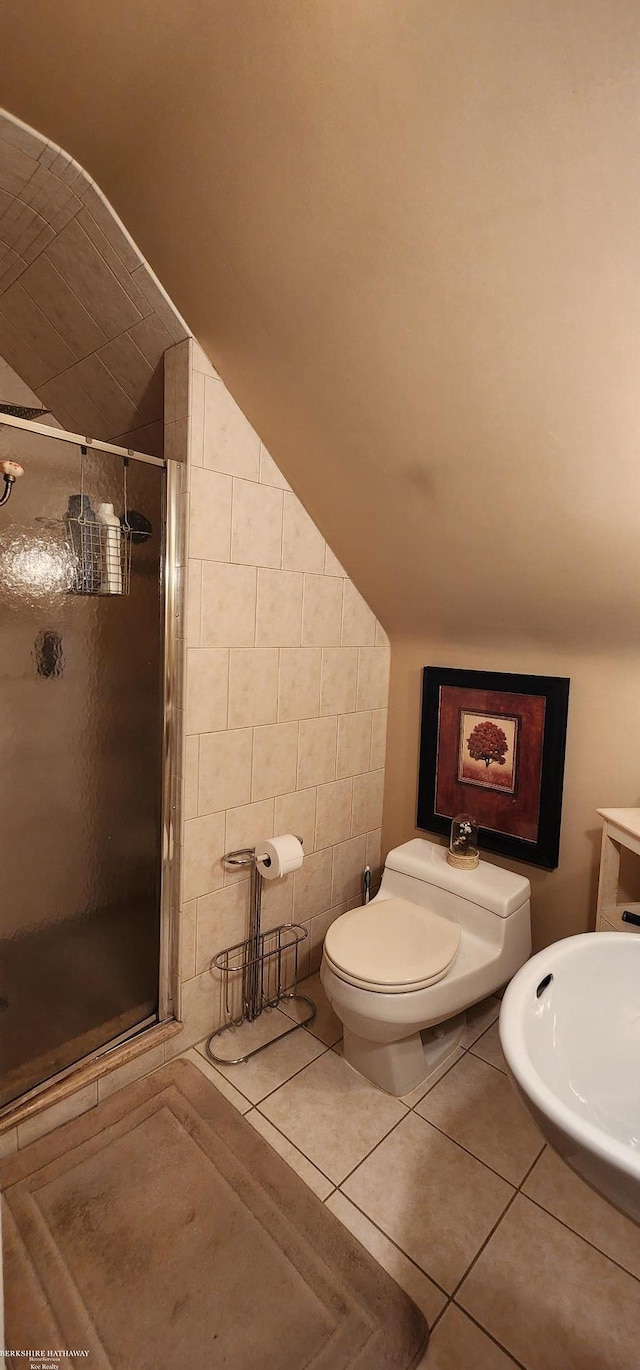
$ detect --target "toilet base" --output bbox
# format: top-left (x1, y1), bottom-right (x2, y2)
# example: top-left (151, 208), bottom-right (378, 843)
top-left (343, 1013), bottom-right (466, 1096)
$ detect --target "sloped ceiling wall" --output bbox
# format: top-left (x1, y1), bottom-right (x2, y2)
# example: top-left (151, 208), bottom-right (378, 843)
top-left (3, 0), bottom-right (640, 646)
top-left (0, 114), bottom-right (188, 455)
top-left (3, 2), bottom-right (640, 944)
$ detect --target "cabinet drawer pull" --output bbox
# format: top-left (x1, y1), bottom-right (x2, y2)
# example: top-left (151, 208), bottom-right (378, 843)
top-left (621, 910), bottom-right (640, 928)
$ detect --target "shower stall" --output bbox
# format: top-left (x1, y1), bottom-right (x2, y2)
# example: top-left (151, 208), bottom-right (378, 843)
top-left (0, 413), bottom-right (177, 1113)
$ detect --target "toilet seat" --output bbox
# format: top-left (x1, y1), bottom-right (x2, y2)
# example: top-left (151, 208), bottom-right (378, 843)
top-left (323, 897), bottom-right (461, 994)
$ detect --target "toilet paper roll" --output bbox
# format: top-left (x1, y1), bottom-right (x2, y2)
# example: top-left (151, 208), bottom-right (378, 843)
top-left (256, 834), bottom-right (304, 880)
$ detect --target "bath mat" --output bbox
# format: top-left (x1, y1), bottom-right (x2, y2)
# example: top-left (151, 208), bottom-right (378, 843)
top-left (1, 1058), bottom-right (427, 1370)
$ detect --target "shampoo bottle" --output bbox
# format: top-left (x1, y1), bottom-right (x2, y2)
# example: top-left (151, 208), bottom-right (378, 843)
top-left (96, 502), bottom-right (123, 594)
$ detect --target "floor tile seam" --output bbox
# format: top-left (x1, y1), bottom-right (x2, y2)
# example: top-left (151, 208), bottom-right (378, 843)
top-left (302, 1024), bottom-right (343, 1050)
top-left (210, 1036), bottom-right (333, 1108)
top-left (518, 1187), bottom-right (640, 1284)
top-left (405, 1050), bottom-right (467, 1108)
top-left (408, 1111), bottom-right (527, 1190)
top-left (450, 1299), bottom-right (529, 1370)
top-left (251, 1105), bottom-right (338, 1187)
top-left (446, 1142), bottom-right (546, 1307)
top-left (466, 1045), bottom-right (508, 1077)
top-left (328, 1106), bottom-right (412, 1189)
top-left (447, 1182), bottom-right (521, 1306)
top-left (423, 1295), bottom-right (451, 1336)
top-left (331, 1188), bottom-right (451, 1300)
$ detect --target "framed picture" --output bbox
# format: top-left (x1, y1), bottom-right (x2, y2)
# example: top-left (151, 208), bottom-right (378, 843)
top-left (417, 667), bottom-right (570, 869)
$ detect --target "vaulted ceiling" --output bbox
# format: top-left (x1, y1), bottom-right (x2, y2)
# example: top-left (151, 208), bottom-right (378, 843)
top-left (1, 1), bottom-right (639, 643)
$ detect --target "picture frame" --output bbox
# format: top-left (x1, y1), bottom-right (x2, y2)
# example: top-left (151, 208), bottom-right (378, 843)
top-left (417, 667), bottom-right (570, 870)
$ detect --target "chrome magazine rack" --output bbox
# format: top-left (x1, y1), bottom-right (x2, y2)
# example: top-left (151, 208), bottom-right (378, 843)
top-left (205, 846), bottom-right (316, 1066)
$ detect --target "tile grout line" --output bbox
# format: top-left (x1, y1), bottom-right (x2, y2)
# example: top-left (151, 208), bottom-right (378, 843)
top-left (444, 1142), bottom-right (547, 1319)
top-left (520, 1187), bottom-right (640, 1285)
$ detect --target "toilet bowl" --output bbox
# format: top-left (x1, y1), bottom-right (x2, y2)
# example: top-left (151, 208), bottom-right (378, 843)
top-left (320, 837), bottom-right (531, 1096)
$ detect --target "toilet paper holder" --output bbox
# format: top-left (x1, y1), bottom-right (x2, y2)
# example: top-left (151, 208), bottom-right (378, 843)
top-left (205, 841), bottom-right (316, 1067)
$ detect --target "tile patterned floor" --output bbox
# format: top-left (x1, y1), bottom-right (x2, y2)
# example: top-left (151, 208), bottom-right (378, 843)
top-left (183, 972), bottom-right (640, 1370)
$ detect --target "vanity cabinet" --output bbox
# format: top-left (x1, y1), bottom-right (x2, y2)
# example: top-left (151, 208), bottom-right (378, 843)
top-left (595, 808), bottom-right (640, 934)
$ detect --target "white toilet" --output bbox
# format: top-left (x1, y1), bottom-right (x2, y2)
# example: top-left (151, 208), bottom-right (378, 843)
top-left (320, 836), bottom-right (531, 1096)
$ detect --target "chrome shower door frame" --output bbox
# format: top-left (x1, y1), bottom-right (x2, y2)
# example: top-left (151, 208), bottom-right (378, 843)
top-left (0, 413), bottom-right (182, 1120)
top-left (158, 455), bottom-right (181, 1024)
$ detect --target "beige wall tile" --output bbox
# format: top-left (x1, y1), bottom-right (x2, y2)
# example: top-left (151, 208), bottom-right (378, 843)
top-left (183, 734), bottom-right (199, 820)
top-left (21, 252), bottom-right (107, 356)
top-left (228, 647), bottom-right (278, 728)
top-left (337, 711), bottom-right (372, 779)
top-left (352, 769), bottom-right (385, 837)
top-left (198, 728), bottom-right (253, 814)
top-left (375, 622), bottom-right (390, 646)
top-left (46, 218), bottom-right (143, 338)
top-left (98, 1044), bottom-right (165, 1101)
top-left (356, 644), bottom-right (391, 711)
top-left (185, 559), bottom-right (202, 647)
top-left (370, 708), bottom-right (388, 769)
top-left (261, 872), bottom-right (295, 932)
top-left (231, 478), bottom-right (283, 568)
top-left (366, 828), bottom-right (382, 879)
top-left (179, 898), bottom-right (197, 979)
top-left (256, 568), bottom-right (303, 647)
top-left (259, 443), bottom-right (290, 490)
top-left (201, 561), bottom-right (257, 647)
top-left (282, 491), bottom-right (326, 572)
top-left (315, 778), bottom-right (354, 850)
top-left (17, 1083), bottom-right (98, 1147)
top-left (189, 466), bottom-right (232, 561)
top-left (293, 846), bottom-right (333, 920)
top-left (278, 648), bottom-right (321, 722)
top-left (320, 646), bottom-right (358, 716)
top-left (302, 574), bottom-right (343, 647)
top-left (0, 1127), bottom-right (18, 1158)
top-left (331, 833), bottom-right (368, 905)
top-left (308, 904), bottom-right (347, 972)
top-left (129, 312), bottom-right (174, 366)
top-left (185, 647), bottom-right (228, 735)
top-left (252, 721), bottom-right (299, 801)
top-left (297, 715), bottom-right (338, 788)
top-left (192, 338), bottom-right (219, 377)
top-left (189, 367), bottom-right (206, 466)
top-left (196, 881), bottom-right (250, 973)
top-left (341, 580), bottom-right (377, 646)
top-left (324, 545), bottom-right (347, 576)
top-left (274, 787), bottom-right (317, 855)
top-left (165, 971), bottom-right (219, 1057)
top-left (182, 811), bottom-right (226, 902)
top-left (204, 377), bottom-right (261, 479)
top-left (224, 798), bottom-right (276, 863)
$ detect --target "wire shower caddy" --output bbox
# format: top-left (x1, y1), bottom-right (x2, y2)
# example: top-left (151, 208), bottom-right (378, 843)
top-left (205, 845), bottom-right (316, 1066)
top-left (37, 443), bottom-right (144, 596)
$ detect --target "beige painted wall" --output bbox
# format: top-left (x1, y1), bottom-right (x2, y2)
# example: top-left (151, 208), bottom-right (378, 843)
top-left (384, 636), bottom-right (640, 952)
top-left (165, 339), bottom-right (389, 1057)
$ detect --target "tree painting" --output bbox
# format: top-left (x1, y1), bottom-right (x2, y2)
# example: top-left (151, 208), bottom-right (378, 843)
top-left (467, 718), bottom-right (509, 769)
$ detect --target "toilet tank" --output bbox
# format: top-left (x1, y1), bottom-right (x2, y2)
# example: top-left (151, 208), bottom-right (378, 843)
top-left (378, 837), bottom-right (531, 927)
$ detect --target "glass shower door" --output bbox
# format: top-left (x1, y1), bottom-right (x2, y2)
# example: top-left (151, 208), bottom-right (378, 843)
top-left (0, 426), bottom-right (166, 1109)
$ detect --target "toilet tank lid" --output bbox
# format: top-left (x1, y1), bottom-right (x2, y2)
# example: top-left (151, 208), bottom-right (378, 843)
top-left (385, 839), bottom-right (531, 918)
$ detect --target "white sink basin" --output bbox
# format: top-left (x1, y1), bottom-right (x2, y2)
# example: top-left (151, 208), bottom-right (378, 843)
top-left (499, 932), bottom-right (640, 1223)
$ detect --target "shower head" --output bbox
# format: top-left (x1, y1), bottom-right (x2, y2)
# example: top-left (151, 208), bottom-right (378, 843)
top-left (0, 458), bottom-right (25, 507)
top-left (0, 403), bottom-right (51, 420)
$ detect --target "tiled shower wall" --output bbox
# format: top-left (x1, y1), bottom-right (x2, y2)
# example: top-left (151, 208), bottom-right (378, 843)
top-left (165, 339), bottom-right (390, 1053)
